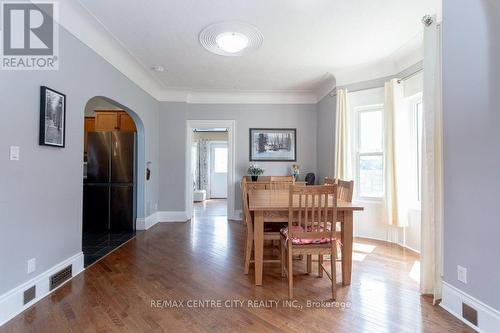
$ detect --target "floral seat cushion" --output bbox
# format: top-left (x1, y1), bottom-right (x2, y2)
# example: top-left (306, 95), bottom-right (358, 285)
top-left (280, 225), bottom-right (338, 245)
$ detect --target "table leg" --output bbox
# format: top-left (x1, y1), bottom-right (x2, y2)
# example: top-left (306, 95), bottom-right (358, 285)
top-left (342, 211), bottom-right (353, 285)
top-left (254, 211), bottom-right (264, 286)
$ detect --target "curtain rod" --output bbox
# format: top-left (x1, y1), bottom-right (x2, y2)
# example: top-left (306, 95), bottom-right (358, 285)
top-left (397, 68), bottom-right (423, 84)
top-left (328, 67), bottom-right (423, 97)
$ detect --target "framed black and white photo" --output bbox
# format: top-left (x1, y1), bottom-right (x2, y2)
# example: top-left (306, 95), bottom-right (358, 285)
top-left (249, 128), bottom-right (296, 161)
top-left (39, 86), bottom-right (66, 147)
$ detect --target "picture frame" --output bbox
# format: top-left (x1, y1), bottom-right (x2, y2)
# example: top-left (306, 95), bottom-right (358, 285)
top-left (249, 128), bottom-right (296, 162)
top-left (39, 86), bottom-right (66, 147)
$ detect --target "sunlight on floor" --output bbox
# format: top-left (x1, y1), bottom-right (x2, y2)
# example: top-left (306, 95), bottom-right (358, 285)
top-left (409, 260), bottom-right (420, 283)
top-left (352, 252), bottom-right (368, 262)
top-left (353, 242), bottom-right (377, 253)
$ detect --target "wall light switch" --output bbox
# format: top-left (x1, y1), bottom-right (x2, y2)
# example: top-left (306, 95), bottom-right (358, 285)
top-left (9, 146), bottom-right (20, 161)
top-left (27, 258), bottom-right (36, 274)
top-left (457, 265), bottom-right (467, 284)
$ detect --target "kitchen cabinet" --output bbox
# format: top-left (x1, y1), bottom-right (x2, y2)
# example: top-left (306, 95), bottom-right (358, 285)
top-left (94, 111), bottom-right (136, 132)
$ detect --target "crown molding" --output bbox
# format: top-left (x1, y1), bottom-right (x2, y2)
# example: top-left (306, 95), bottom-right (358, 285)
top-left (36, 0), bottom-right (164, 99)
top-left (35, 1), bottom-right (426, 105)
top-left (156, 89), bottom-right (317, 104)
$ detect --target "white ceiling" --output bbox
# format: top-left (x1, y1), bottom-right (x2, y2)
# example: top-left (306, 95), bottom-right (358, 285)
top-left (75, 0), bottom-right (440, 100)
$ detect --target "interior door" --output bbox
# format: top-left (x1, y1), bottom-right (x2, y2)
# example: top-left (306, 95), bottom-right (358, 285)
top-left (210, 142), bottom-right (228, 198)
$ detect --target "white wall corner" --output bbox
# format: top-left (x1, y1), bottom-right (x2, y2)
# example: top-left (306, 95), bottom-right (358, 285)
top-left (441, 281), bottom-right (500, 333)
top-left (0, 252), bottom-right (84, 327)
top-left (156, 211), bottom-right (190, 222)
top-left (136, 212), bottom-right (159, 230)
top-left (314, 73), bottom-right (337, 102)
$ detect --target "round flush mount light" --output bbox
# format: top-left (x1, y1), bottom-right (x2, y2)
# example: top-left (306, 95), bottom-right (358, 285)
top-left (216, 32), bottom-right (249, 53)
top-left (199, 22), bottom-right (263, 57)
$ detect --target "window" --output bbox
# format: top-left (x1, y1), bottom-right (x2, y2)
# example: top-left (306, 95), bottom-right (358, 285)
top-left (355, 106), bottom-right (384, 198)
top-left (213, 147), bottom-right (228, 173)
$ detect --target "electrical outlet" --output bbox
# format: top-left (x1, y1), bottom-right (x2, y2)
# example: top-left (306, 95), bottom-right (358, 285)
top-left (457, 265), bottom-right (467, 284)
top-left (27, 258), bottom-right (36, 274)
top-left (155, 202), bottom-right (158, 210)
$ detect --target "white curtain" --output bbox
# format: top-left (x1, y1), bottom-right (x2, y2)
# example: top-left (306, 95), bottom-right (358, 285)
top-left (384, 79), bottom-right (410, 227)
top-left (196, 139), bottom-right (209, 191)
top-left (420, 18), bottom-right (443, 304)
top-left (334, 89), bottom-right (350, 180)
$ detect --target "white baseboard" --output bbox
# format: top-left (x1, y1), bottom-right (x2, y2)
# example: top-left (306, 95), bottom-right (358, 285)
top-left (156, 211), bottom-right (189, 222)
top-left (137, 211), bottom-right (189, 229)
top-left (0, 252), bottom-right (84, 327)
top-left (399, 243), bottom-right (420, 254)
top-left (441, 281), bottom-right (500, 333)
top-left (229, 210), bottom-right (242, 221)
top-left (136, 212), bottom-right (159, 230)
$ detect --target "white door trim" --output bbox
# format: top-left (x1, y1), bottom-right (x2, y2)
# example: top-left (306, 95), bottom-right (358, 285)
top-left (185, 120), bottom-right (236, 220)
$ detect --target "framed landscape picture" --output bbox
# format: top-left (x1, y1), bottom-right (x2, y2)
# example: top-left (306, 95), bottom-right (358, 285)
top-left (249, 128), bottom-right (296, 161)
top-left (39, 86), bottom-right (66, 147)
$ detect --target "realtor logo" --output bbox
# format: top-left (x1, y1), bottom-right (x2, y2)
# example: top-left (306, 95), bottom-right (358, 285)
top-left (1, 1), bottom-right (59, 70)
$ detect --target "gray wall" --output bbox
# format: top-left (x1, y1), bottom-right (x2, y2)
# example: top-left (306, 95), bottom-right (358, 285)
top-left (158, 102), bottom-right (317, 212)
top-left (316, 94), bottom-right (336, 182)
top-left (443, 0), bottom-right (500, 310)
top-left (0, 26), bottom-right (159, 295)
top-left (84, 97), bottom-right (122, 116)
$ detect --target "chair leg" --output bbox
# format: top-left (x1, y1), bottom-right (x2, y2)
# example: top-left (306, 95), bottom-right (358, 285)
top-left (331, 244), bottom-right (337, 300)
top-left (244, 228), bottom-right (253, 275)
top-left (318, 255), bottom-right (323, 277)
top-left (280, 239), bottom-right (285, 277)
top-left (288, 245), bottom-right (293, 299)
top-left (306, 255), bottom-right (312, 273)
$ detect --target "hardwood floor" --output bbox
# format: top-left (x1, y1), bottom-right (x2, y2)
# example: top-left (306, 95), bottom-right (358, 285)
top-left (2, 200), bottom-right (473, 332)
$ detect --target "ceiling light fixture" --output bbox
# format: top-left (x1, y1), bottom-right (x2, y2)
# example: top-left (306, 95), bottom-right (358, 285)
top-left (216, 32), bottom-right (249, 53)
top-left (199, 22), bottom-right (263, 57)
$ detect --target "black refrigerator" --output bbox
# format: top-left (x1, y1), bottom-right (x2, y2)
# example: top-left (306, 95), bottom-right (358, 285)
top-left (83, 132), bottom-right (136, 233)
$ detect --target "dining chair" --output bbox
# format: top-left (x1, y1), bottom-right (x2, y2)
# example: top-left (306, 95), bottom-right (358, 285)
top-left (268, 181), bottom-right (293, 190)
top-left (322, 178), bottom-right (354, 278)
top-left (241, 178), bottom-right (281, 275)
top-left (337, 179), bottom-right (354, 202)
top-left (280, 184), bottom-right (339, 299)
top-left (270, 176), bottom-right (294, 182)
top-left (324, 178), bottom-right (354, 202)
top-left (324, 177), bottom-right (336, 185)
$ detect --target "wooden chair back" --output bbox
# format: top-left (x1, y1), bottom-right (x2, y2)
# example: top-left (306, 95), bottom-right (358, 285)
top-left (268, 181), bottom-right (293, 190)
top-left (337, 180), bottom-right (354, 202)
top-left (247, 182), bottom-right (267, 190)
top-left (288, 185), bottom-right (337, 242)
top-left (270, 176), bottom-right (294, 182)
top-left (240, 178), bottom-right (251, 225)
top-left (324, 177), bottom-right (336, 185)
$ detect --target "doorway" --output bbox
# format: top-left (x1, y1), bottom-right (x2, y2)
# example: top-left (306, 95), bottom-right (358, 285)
top-left (186, 120), bottom-right (235, 220)
top-left (82, 97), bottom-right (140, 267)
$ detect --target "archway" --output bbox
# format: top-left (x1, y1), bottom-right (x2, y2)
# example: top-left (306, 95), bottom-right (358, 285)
top-left (82, 96), bottom-right (146, 267)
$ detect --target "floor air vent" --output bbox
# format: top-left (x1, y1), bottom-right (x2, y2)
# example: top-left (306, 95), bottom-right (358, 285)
top-left (462, 302), bottom-right (478, 326)
top-left (23, 285), bottom-right (36, 305)
top-left (49, 265), bottom-right (72, 291)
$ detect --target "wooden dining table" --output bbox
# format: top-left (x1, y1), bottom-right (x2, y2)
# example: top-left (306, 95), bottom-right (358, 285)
top-left (248, 189), bottom-right (364, 286)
